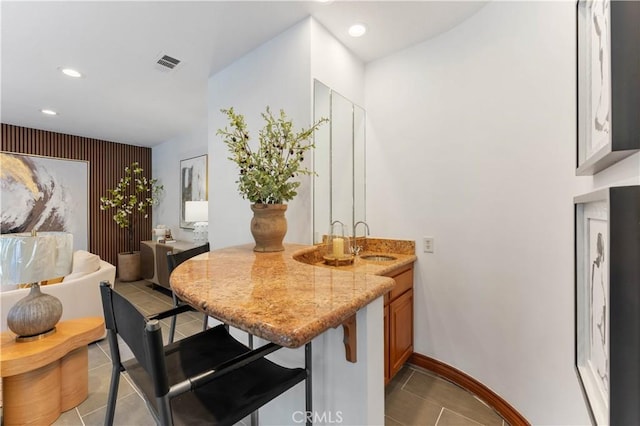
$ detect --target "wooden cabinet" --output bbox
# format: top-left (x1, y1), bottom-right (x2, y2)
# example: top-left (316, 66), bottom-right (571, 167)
top-left (389, 289), bottom-right (413, 378)
top-left (384, 263), bottom-right (414, 385)
top-left (140, 240), bottom-right (206, 289)
top-left (384, 304), bottom-right (389, 382)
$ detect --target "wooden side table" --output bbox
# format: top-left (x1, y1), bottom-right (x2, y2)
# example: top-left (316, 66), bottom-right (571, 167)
top-left (0, 317), bottom-right (105, 425)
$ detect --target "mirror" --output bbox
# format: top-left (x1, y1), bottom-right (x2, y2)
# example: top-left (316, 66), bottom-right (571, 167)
top-left (313, 79), bottom-right (366, 244)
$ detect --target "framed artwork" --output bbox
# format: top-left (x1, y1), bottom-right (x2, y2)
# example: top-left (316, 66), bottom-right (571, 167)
top-left (574, 185), bottom-right (640, 425)
top-left (180, 154), bottom-right (208, 229)
top-left (576, 0), bottom-right (640, 175)
top-left (0, 152), bottom-right (89, 250)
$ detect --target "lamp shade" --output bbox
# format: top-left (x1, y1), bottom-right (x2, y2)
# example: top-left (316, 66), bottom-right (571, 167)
top-left (0, 232), bottom-right (73, 286)
top-left (0, 232), bottom-right (73, 340)
top-left (185, 201), bottom-right (208, 223)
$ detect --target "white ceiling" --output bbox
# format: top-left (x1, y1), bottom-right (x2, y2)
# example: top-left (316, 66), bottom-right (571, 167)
top-left (1, 1), bottom-right (486, 147)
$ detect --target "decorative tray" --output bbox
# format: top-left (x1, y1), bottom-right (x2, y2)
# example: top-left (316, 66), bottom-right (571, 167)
top-left (323, 254), bottom-right (355, 266)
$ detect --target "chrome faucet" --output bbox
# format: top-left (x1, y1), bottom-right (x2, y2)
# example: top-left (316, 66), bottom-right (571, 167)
top-left (353, 221), bottom-right (370, 238)
top-left (352, 221), bottom-right (370, 255)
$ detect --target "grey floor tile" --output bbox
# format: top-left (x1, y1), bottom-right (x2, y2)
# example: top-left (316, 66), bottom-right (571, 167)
top-left (187, 310), bottom-right (209, 322)
top-left (386, 415), bottom-right (406, 426)
top-left (403, 370), bottom-right (503, 426)
top-left (138, 282), bottom-right (159, 292)
top-left (172, 330), bottom-right (188, 342)
top-left (113, 283), bottom-right (143, 296)
top-left (88, 341), bottom-right (110, 370)
top-left (116, 280), bottom-right (144, 290)
top-left (386, 365), bottom-right (414, 397)
top-left (134, 298), bottom-right (173, 315)
top-left (78, 363), bottom-right (136, 416)
top-left (158, 311), bottom-right (199, 328)
top-left (82, 392), bottom-right (155, 426)
top-left (176, 318), bottom-right (205, 337)
top-left (149, 319), bottom-right (184, 344)
top-left (385, 388), bottom-right (442, 426)
top-left (437, 408), bottom-right (482, 426)
top-left (52, 408), bottom-right (83, 426)
top-left (151, 289), bottom-right (173, 301)
top-left (121, 290), bottom-right (156, 305)
top-left (96, 337), bottom-right (109, 355)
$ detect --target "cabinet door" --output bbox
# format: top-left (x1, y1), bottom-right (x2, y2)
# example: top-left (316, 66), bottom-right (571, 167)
top-left (389, 289), bottom-right (413, 378)
top-left (384, 304), bottom-right (390, 385)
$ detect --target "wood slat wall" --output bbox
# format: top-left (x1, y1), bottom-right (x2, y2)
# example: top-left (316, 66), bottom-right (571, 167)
top-left (1, 123), bottom-right (153, 267)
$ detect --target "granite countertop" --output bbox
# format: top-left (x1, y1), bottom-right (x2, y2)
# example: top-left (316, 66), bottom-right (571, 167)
top-left (293, 238), bottom-right (417, 276)
top-left (170, 243), bottom-right (403, 348)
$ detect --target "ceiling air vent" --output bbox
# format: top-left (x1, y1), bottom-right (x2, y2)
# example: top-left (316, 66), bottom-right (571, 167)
top-left (154, 54), bottom-right (182, 72)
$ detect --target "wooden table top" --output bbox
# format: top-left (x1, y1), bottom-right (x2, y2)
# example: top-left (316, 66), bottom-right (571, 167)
top-left (170, 244), bottom-right (395, 348)
top-left (1, 317), bottom-right (105, 377)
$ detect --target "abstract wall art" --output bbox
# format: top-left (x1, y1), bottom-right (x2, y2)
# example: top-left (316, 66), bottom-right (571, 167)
top-left (575, 185), bottom-right (640, 425)
top-left (1, 152), bottom-right (89, 250)
top-left (576, 0), bottom-right (640, 175)
top-left (179, 154), bottom-right (207, 229)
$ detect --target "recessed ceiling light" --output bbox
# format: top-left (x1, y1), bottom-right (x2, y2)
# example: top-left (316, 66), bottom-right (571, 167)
top-left (348, 23), bottom-right (367, 38)
top-left (41, 109), bottom-right (58, 116)
top-left (60, 67), bottom-right (83, 78)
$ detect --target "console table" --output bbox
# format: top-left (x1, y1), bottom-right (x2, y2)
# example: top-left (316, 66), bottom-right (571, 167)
top-left (0, 317), bottom-right (105, 425)
top-left (140, 240), bottom-right (207, 290)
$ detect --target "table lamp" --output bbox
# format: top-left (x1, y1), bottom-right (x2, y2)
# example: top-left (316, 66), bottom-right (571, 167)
top-left (0, 231), bottom-right (73, 341)
top-left (185, 200), bottom-right (208, 243)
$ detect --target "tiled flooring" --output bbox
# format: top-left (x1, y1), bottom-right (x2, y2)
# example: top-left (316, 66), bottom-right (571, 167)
top-left (385, 366), bottom-right (507, 426)
top-left (41, 278), bottom-right (507, 426)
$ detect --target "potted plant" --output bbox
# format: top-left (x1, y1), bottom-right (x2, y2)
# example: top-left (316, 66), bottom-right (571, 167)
top-left (217, 107), bottom-right (327, 252)
top-left (100, 162), bottom-right (163, 281)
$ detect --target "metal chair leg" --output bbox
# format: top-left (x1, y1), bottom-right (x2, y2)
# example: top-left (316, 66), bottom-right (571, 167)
top-left (305, 342), bottom-right (313, 426)
top-left (248, 334), bottom-right (259, 426)
top-left (202, 313), bottom-right (208, 331)
top-left (104, 366), bottom-right (121, 426)
top-left (168, 292), bottom-right (179, 344)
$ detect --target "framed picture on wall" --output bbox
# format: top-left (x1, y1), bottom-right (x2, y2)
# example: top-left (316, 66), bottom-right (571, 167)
top-left (574, 185), bottom-right (640, 425)
top-left (0, 152), bottom-right (89, 250)
top-left (180, 154), bottom-right (208, 229)
top-left (576, 0), bottom-right (640, 175)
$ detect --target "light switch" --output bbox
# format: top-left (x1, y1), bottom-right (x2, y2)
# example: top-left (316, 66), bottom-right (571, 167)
top-left (423, 237), bottom-right (434, 253)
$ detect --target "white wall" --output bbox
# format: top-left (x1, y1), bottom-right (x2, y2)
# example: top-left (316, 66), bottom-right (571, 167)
top-left (207, 19), bottom-right (312, 249)
top-left (152, 119), bottom-right (208, 242)
top-left (365, 2), bottom-right (606, 424)
top-left (310, 19), bottom-right (365, 106)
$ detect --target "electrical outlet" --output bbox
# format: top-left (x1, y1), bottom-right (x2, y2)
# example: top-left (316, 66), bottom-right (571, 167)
top-left (423, 237), bottom-right (434, 253)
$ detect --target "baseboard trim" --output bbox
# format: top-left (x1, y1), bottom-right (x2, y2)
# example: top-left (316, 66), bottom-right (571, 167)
top-left (408, 353), bottom-right (530, 426)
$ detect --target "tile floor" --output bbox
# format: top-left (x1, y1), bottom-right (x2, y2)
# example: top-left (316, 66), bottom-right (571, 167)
top-left (385, 365), bottom-right (508, 426)
top-left (37, 278), bottom-right (508, 426)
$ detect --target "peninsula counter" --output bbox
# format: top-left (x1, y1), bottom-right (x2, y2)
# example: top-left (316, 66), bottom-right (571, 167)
top-left (170, 243), bottom-right (394, 349)
top-left (169, 243), bottom-right (396, 425)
